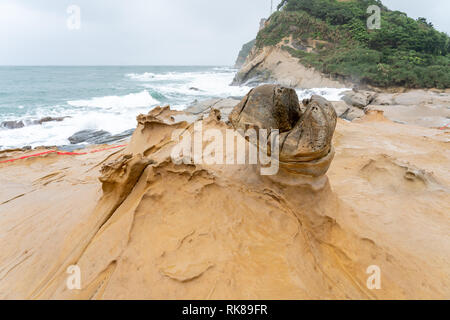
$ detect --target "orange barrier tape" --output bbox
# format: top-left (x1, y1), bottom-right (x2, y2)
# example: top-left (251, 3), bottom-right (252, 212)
top-left (0, 144), bottom-right (127, 164)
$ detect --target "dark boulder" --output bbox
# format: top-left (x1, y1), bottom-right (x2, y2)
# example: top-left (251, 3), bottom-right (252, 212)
top-left (1, 116), bottom-right (70, 130)
top-left (229, 84), bottom-right (302, 133)
top-left (68, 130), bottom-right (111, 144)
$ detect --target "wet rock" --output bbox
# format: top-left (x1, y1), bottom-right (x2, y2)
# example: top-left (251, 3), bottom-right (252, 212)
top-left (1, 116), bottom-right (70, 130)
top-left (68, 129), bottom-right (134, 145)
top-left (1, 120), bottom-right (25, 129)
top-left (68, 130), bottom-right (111, 144)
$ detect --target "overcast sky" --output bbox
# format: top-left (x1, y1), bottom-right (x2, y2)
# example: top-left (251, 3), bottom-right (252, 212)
top-left (0, 0), bottom-right (449, 66)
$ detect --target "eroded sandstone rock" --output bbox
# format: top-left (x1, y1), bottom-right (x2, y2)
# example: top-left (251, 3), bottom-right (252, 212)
top-left (229, 84), bottom-right (337, 177)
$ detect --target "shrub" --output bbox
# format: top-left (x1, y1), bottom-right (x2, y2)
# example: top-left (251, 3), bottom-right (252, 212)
top-left (258, 0), bottom-right (450, 88)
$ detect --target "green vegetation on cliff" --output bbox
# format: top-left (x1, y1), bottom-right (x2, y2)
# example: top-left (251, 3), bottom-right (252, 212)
top-left (256, 0), bottom-right (450, 88)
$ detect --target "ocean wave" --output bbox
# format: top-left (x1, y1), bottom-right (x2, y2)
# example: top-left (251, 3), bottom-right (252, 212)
top-left (68, 90), bottom-right (159, 109)
top-left (296, 88), bottom-right (350, 102)
top-left (130, 70), bottom-right (252, 101)
top-left (0, 110), bottom-right (141, 150)
top-left (213, 67), bottom-right (237, 72)
top-left (126, 70), bottom-right (235, 83)
top-left (126, 72), bottom-right (157, 81)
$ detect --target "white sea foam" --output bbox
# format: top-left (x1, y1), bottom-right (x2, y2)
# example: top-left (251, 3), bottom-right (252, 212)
top-left (0, 109), bottom-right (142, 149)
top-left (296, 88), bottom-right (350, 102)
top-left (126, 72), bottom-right (157, 81)
top-left (128, 70), bottom-right (252, 103)
top-left (0, 68), bottom-right (350, 150)
top-left (68, 90), bottom-right (159, 109)
top-left (126, 71), bottom-right (348, 104)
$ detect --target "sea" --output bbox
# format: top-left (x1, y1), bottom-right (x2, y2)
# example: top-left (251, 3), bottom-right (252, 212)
top-left (0, 66), bottom-right (348, 150)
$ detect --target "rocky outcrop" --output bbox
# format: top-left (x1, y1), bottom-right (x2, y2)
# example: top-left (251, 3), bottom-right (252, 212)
top-left (366, 90), bottom-right (450, 128)
top-left (341, 90), bottom-right (377, 109)
top-left (234, 39), bottom-right (256, 69)
top-left (232, 46), bottom-right (347, 89)
top-left (230, 84), bottom-right (337, 178)
top-left (185, 98), bottom-right (240, 119)
top-left (332, 101), bottom-right (365, 121)
top-left (68, 129), bottom-right (134, 145)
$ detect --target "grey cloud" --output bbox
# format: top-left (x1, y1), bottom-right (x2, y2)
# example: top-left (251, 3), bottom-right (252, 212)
top-left (0, 0), bottom-right (448, 65)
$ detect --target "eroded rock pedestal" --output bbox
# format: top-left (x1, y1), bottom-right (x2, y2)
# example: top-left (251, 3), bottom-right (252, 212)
top-left (230, 84), bottom-right (337, 182)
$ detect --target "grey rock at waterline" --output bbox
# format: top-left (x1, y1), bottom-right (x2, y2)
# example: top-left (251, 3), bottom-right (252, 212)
top-left (36, 116), bottom-right (69, 124)
top-left (68, 129), bottom-right (134, 145)
top-left (0, 120), bottom-right (25, 129)
top-left (68, 130), bottom-right (111, 144)
top-left (232, 69), bottom-right (273, 87)
top-left (341, 90), bottom-right (377, 109)
top-left (1, 116), bottom-right (70, 130)
top-left (185, 98), bottom-right (240, 119)
top-left (99, 129), bottom-right (135, 144)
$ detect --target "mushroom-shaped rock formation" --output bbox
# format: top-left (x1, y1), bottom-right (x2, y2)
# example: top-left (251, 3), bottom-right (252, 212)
top-left (229, 84), bottom-right (337, 179)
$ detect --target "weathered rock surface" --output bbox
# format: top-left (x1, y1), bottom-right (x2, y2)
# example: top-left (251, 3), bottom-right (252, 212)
top-left (230, 84), bottom-right (337, 177)
top-left (232, 46), bottom-right (347, 88)
top-left (185, 98), bottom-right (240, 119)
top-left (68, 130), bottom-right (110, 144)
top-left (332, 101), bottom-right (365, 121)
top-left (1, 102), bottom-right (449, 299)
top-left (367, 90), bottom-right (450, 128)
top-left (229, 85), bottom-right (302, 133)
top-left (342, 90), bottom-right (377, 109)
top-left (68, 129), bottom-right (134, 145)
top-left (0, 120), bottom-right (25, 129)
